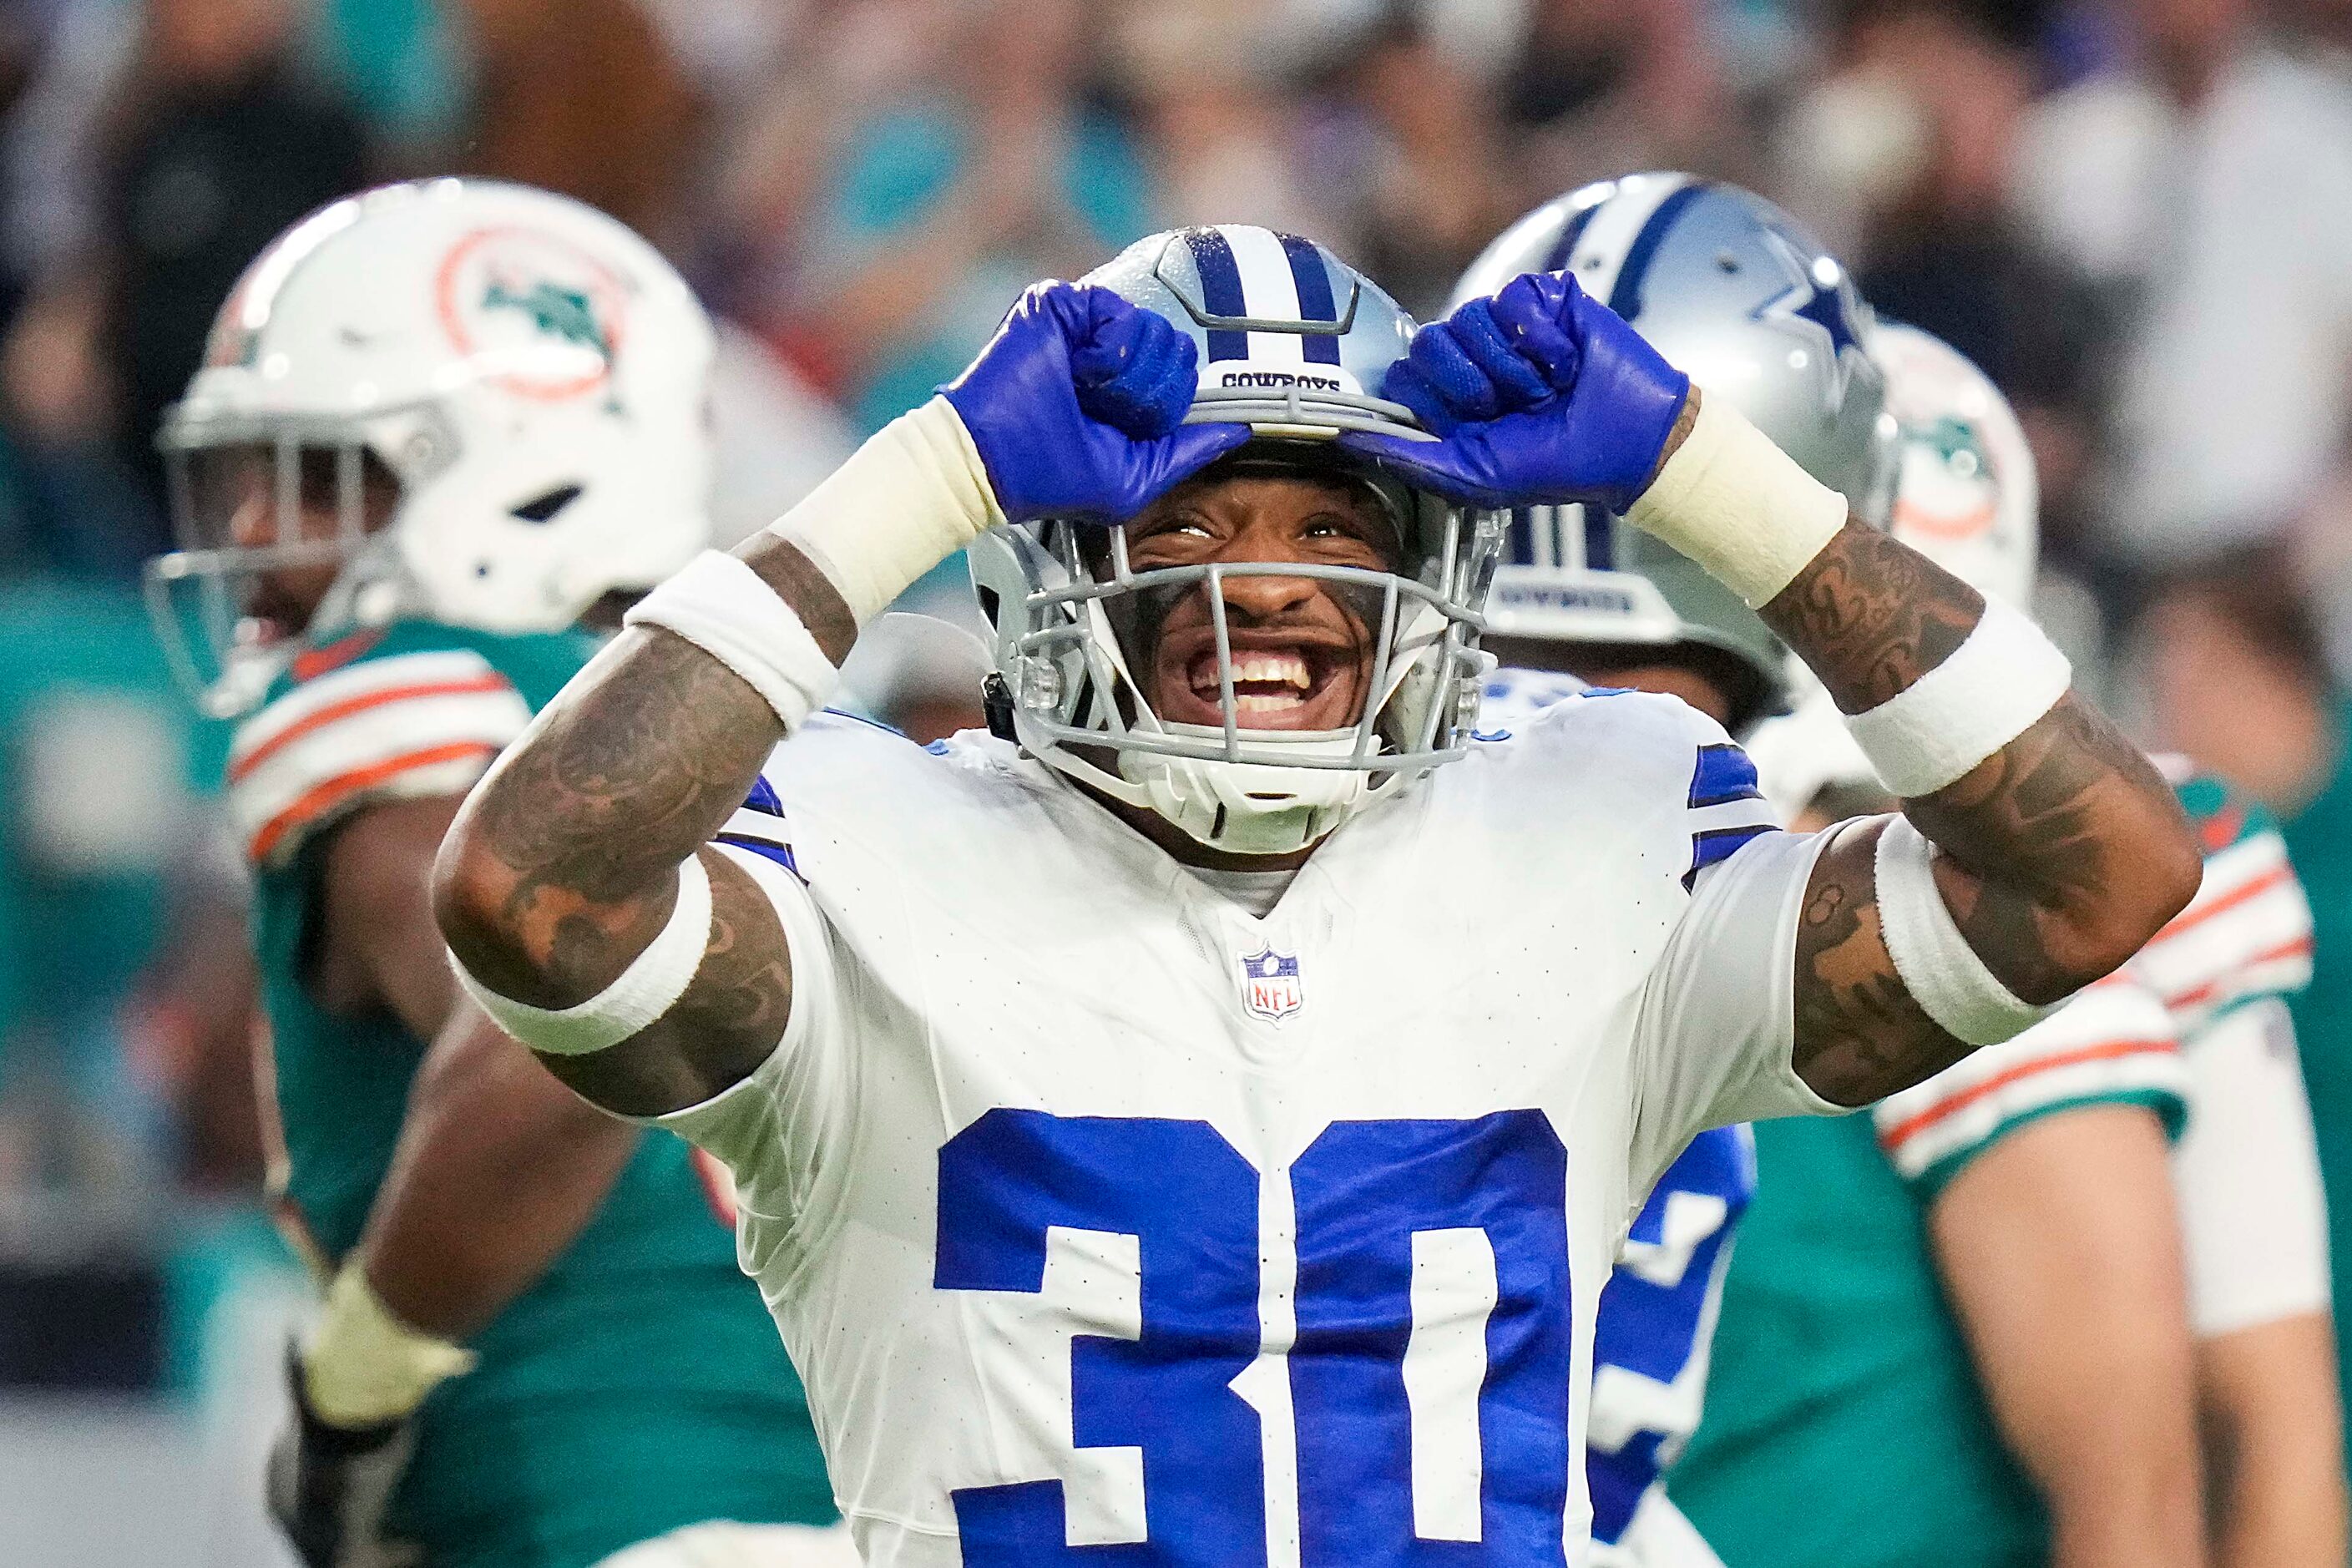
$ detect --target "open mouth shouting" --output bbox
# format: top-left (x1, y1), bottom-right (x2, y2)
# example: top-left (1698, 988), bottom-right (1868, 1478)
top-left (1153, 625), bottom-right (1369, 733)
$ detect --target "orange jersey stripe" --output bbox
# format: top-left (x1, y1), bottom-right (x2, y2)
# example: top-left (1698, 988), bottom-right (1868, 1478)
top-left (230, 675), bottom-right (513, 784)
top-left (1877, 1038), bottom-right (2177, 1152)
top-left (290, 628), bottom-right (387, 684)
top-left (246, 740), bottom-right (498, 862)
top-left (2148, 862), bottom-right (2295, 946)
top-left (2162, 935), bottom-right (2316, 1012)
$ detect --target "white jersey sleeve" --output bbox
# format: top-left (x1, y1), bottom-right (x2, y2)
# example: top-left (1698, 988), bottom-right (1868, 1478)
top-left (1628, 817), bottom-right (1846, 1190)
top-left (647, 795), bottom-right (862, 1272)
top-left (2174, 997), bottom-right (2332, 1335)
top-left (2138, 770), bottom-right (2328, 1335)
top-left (2131, 809), bottom-right (2314, 1035)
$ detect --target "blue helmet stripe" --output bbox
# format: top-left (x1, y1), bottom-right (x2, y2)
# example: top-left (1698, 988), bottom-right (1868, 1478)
top-left (1542, 199), bottom-right (1603, 273)
top-left (743, 775), bottom-right (783, 816)
top-left (1506, 507), bottom-right (1540, 566)
top-left (1277, 232), bottom-right (1343, 366)
top-left (1606, 180), bottom-right (1711, 325)
top-left (1582, 504), bottom-right (1615, 571)
top-left (1688, 743), bottom-right (1763, 808)
top-left (1183, 227), bottom-right (1250, 362)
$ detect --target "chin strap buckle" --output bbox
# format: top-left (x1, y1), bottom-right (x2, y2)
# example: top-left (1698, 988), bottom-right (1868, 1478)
top-left (982, 672), bottom-right (1018, 741)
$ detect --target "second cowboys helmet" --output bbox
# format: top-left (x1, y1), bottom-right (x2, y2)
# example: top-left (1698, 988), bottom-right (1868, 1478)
top-left (1451, 173), bottom-right (1898, 731)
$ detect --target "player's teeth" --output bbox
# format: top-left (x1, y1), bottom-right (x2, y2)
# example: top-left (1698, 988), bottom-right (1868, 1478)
top-left (1236, 691), bottom-right (1304, 714)
top-left (1233, 652), bottom-right (1311, 689)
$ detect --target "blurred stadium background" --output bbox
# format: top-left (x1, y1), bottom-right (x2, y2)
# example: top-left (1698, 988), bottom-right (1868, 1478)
top-left (0, 0), bottom-right (2349, 1560)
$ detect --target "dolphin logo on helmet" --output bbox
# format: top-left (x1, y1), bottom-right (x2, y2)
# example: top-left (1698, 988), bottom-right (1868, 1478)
top-left (1454, 174), bottom-right (1899, 733)
top-left (967, 225), bottom-right (1505, 857)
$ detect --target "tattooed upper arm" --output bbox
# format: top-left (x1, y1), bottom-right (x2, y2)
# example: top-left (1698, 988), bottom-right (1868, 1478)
top-left (1789, 817), bottom-right (1970, 1107)
top-left (533, 848), bottom-right (798, 1117)
top-left (433, 537), bottom-right (856, 1118)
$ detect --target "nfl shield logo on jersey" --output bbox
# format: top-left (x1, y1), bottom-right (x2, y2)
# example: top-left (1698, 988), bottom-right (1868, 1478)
top-left (1237, 946), bottom-right (1304, 1022)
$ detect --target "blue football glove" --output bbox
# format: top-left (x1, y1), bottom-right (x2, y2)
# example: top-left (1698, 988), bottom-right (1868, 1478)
top-left (1338, 271), bottom-right (1691, 513)
top-left (943, 282), bottom-right (1249, 525)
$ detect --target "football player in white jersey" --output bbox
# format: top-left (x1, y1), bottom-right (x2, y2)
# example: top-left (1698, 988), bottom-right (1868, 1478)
top-left (433, 222), bottom-right (2200, 1565)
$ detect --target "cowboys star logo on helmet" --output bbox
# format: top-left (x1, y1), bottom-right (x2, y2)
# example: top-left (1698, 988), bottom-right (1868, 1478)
top-left (1749, 225), bottom-right (1867, 408)
top-left (1452, 173), bottom-right (1895, 735)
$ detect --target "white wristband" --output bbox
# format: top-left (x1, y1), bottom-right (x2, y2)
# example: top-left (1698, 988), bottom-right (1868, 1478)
top-left (625, 551), bottom-right (840, 732)
top-left (1845, 597), bottom-right (2071, 798)
top-left (303, 1263), bottom-right (476, 1428)
top-left (452, 853), bottom-right (711, 1057)
top-left (1874, 815), bottom-right (2055, 1046)
top-left (765, 395), bottom-right (1006, 625)
top-left (1626, 392), bottom-right (1849, 608)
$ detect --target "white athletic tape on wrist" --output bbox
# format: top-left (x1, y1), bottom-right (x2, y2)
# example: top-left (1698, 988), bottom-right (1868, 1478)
top-left (765, 395), bottom-right (1005, 625)
top-left (452, 854), bottom-right (711, 1057)
top-left (1874, 814), bottom-right (2054, 1046)
top-left (625, 552), bottom-right (839, 732)
top-left (1845, 597), bottom-right (2072, 799)
top-left (1626, 392), bottom-right (1850, 609)
top-left (303, 1263), bottom-right (476, 1428)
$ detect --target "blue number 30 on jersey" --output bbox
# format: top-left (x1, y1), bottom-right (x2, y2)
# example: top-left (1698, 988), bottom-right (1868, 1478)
top-left (936, 1110), bottom-right (1576, 1565)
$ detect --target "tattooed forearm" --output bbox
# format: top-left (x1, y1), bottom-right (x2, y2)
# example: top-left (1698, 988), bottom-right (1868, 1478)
top-left (1763, 521), bottom-right (1981, 712)
top-left (433, 539), bottom-right (855, 1110)
top-left (1760, 524), bottom-right (2199, 1102)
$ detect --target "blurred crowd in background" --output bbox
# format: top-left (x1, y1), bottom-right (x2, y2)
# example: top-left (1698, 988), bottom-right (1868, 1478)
top-left (0, 0), bottom-right (2349, 1411)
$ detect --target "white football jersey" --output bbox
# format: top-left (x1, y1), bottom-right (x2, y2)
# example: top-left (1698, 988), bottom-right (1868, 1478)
top-left (656, 691), bottom-right (1844, 1568)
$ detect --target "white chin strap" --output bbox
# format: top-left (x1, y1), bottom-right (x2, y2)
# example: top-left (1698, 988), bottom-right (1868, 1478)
top-left (1118, 728), bottom-right (1375, 856)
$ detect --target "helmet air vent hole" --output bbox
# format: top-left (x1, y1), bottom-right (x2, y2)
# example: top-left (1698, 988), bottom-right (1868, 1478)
top-left (510, 484), bottom-right (584, 523)
top-left (1716, 251), bottom-right (1741, 273)
top-left (1244, 792), bottom-right (1292, 802)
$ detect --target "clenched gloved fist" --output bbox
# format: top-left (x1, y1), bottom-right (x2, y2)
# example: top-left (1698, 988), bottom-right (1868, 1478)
top-left (943, 282), bottom-right (1248, 526)
top-left (266, 1345), bottom-right (422, 1568)
top-left (1338, 271), bottom-right (1690, 513)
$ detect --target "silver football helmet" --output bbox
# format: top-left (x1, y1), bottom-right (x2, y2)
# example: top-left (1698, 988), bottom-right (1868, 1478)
top-left (968, 225), bottom-right (1505, 857)
top-left (1451, 173), bottom-right (1898, 728)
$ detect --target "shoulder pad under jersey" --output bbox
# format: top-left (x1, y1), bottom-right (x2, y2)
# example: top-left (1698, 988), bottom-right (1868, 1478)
top-left (1873, 972), bottom-right (2189, 1196)
top-left (226, 624), bottom-right (538, 868)
top-left (2130, 768), bottom-right (2315, 1036)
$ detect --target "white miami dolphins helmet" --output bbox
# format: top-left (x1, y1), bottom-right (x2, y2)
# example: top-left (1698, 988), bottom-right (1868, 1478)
top-left (968, 225), bottom-right (1504, 857)
top-left (145, 178), bottom-right (715, 714)
top-left (1875, 321), bottom-right (2038, 609)
top-left (1748, 324), bottom-right (2041, 819)
top-left (1450, 173), bottom-right (1898, 731)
